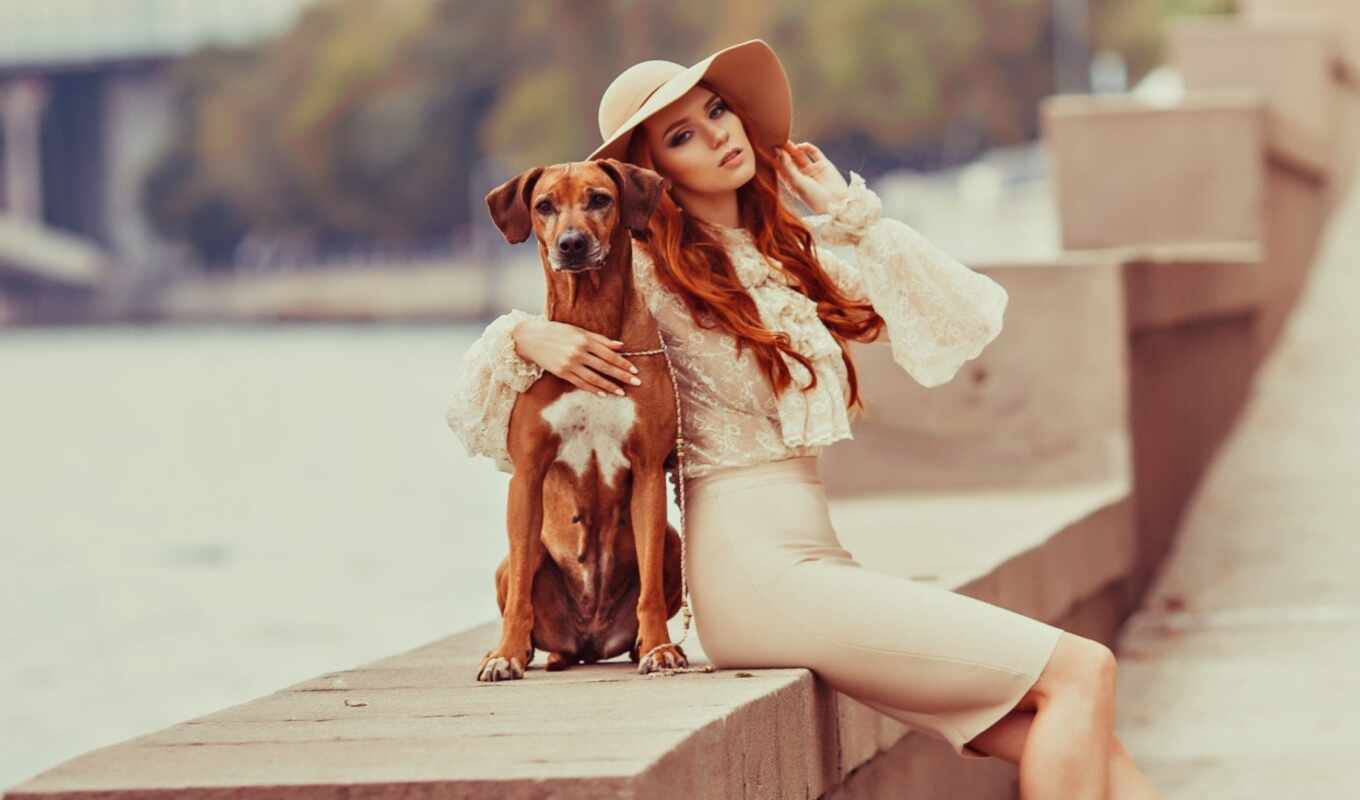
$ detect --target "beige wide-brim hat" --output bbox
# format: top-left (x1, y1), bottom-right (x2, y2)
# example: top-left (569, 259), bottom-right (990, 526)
top-left (587, 38), bottom-right (792, 164)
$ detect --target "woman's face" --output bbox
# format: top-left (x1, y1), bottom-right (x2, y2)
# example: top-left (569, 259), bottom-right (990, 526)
top-left (639, 85), bottom-right (756, 196)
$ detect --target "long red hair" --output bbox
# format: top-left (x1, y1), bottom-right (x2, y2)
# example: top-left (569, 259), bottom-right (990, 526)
top-left (625, 81), bottom-right (886, 413)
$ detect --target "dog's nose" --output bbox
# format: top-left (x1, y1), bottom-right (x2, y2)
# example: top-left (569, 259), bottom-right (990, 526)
top-left (557, 231), bottom-right (589, 258)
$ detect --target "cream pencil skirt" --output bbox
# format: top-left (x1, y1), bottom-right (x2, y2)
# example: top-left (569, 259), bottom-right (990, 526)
top-left (682, 454), bottom-right (1065, 760)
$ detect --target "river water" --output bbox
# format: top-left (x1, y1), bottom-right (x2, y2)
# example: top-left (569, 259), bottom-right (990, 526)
top-left (0, 321), bottom-right (533, 788)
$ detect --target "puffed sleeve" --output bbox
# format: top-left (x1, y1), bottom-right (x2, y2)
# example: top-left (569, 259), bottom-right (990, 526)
top-left (445, 308), bottom-right (545, 474)
top-left (804, 170), bottom-right (1009, 389)
top-left (811, 241), bottom-right (869, 305)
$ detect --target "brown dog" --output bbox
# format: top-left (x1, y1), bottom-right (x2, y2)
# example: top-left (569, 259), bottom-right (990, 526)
top-left (478, 159), bottom-right (689, 681)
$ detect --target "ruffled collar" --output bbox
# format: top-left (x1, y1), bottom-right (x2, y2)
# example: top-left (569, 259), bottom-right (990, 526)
top-left (697, 221), bottom-right (797, 290)
top-left (695, 218), bottom-right (855, 449)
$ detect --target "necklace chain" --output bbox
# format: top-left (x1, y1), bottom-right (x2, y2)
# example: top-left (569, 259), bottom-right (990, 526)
top-left (618, 330), bottom-right (715, 676)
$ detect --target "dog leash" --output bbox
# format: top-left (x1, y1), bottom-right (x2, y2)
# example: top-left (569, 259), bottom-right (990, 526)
top-left (618, 327), bottom-right (716, 676)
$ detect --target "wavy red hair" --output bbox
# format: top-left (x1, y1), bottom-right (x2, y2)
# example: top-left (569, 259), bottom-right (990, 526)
top-left (624, 82), bottom-right (886, 413)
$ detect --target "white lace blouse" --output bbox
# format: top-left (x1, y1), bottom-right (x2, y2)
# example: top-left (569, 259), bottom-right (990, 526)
top-left (445, 171), bottom-right (1009, 486)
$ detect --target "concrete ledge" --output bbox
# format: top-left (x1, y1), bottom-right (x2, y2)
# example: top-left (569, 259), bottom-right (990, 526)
top-left (1055, 241), bottom-right (1264, 334)
top-left (1251, 144), bottom-right (1338, 365)
top-left (1104, 242), bottom-right (1264, 330)
top-left (827, 258), bottom-right (1130, 494)
top-left (830, 472), bottom-right (1135, 628)
top-left (1041, 90), bottom-right (1267, 252)
top-left (1240, 0), bottom-right (1360, 90)
top-left (1120, 311), bottom-right (1261, 621)
top-left (1265, 108), bottom-right (1338, 180)
top-left (1168, 16), bottom-right (1339, 181)
top-left (3, 476), bottom-right (1135, 800)
top-left (1062, 240), bottom-right (1262, 265)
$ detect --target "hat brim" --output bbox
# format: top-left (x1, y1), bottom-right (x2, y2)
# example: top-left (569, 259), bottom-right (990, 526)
top-left (586, 39), bottom-right (792, 164)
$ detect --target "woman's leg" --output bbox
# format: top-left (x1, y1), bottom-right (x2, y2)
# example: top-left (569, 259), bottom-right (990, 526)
top-left (1107, 735), bottom-right (1165, 800)
top-left (684, 459), bottom-right (1164, 799)
top-left (964, 633), bottom-right (1163, 800)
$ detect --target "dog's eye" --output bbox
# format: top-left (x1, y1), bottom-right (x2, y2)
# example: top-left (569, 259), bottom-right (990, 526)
top-left (534, 200), bottom-right (554, 215)
top-left (588, 194), bottom-right (612, 209)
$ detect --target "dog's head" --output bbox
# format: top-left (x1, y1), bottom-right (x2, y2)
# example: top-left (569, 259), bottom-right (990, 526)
top-left (485, 159), bottom-right (670, 273)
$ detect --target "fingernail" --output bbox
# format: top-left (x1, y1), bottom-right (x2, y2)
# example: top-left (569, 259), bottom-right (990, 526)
top-left (630, 365), bottom-right (638, 373)
top-left (631, 376), bottom-right (641, 385)
top-left (615, 388), bottom-right (625, 396)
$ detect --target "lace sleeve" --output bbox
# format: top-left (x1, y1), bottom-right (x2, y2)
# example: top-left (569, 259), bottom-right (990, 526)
top-left (804, 171), bottom-right (1009, 388)
top-left (811, 243), bottom-right (870, 305)
top-left (445, 308), bottom-right (545, 474)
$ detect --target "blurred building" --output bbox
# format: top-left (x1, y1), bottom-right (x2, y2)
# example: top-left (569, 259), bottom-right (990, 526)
top-left (0, 0), bottom-right (318, 322)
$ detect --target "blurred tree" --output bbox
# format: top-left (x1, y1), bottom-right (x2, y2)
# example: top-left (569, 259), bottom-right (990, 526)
top-left (1164, 0), bottom-right (1236, 14)
top-left (480, 2), bottom-right (760, 172)
top-left (143, 46), bottom-right (260, 266)
top-left (768, 0), bottom-right (1054, 170)
top-left (145, 0), bottom-right (1230, 265)
top-left (146, 0), bottom-right (521, 266)
top-left (1090, 0), bottom-right (1236, 87)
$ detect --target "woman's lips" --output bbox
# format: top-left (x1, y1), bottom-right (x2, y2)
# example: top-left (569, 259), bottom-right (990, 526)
top-left (720, 147), bottom-right (744, 167)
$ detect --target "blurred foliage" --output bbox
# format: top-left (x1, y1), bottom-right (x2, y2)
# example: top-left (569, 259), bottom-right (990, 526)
top-left (146, 0), bottom-right (521, 264)
top-left (1091, 0), bottom-right (1235, 83)
top-left (145, 0), bottom-right (1236, 266)
top-left (1165, 0), bottom-right (1236, 13)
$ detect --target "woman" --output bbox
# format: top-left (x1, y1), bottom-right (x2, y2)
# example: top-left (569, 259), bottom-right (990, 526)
top-left (448, 39), bottom-right (1161, 800)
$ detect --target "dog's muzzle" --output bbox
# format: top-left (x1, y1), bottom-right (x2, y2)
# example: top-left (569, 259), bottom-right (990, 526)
top-left (553, 230), bottom-right (608, 272)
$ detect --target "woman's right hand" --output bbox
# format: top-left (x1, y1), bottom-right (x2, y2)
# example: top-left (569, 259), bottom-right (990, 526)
top-left (512, 317), bottom-right (642, 397)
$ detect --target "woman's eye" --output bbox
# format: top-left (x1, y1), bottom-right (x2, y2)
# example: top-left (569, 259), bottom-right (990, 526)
top-left (668, 102), bottom-right (726, 148)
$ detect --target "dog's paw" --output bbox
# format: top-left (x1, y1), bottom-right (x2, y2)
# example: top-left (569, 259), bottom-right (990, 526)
top-left (637, 642), bottom-right (688, 674)
top-left (477, 650), bottom-right (528, 682)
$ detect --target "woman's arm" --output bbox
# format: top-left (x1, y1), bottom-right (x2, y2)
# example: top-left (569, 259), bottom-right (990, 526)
top-left (445, 308), bottom-right (546, 475)
top-left (805, 170), bottom-right (1009, 388)
top-left (446, 305), bottom-right (643, 473)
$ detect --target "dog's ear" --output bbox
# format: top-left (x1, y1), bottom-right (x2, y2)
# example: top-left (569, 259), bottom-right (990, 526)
top-left (485, 166), bottom-right (547, 244)
top-left (594, 158), bottom-right (670, 242)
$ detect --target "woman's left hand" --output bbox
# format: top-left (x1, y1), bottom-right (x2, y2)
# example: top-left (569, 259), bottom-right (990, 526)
top-left (775, 140), bottom-right (848, 215)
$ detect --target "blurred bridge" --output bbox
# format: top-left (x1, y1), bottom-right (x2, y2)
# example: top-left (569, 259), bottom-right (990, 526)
top-left (0, 1), bottom-right (318, 322)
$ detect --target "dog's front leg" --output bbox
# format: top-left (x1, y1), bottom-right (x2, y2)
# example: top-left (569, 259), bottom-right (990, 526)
top-left (478, 464), bottom-right (548, 681)
top-left (631, 462), bottom-right (689, 673)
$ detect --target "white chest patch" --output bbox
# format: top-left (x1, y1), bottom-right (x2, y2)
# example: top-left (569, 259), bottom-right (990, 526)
top-left (540, 390), bottom-right (638, 488)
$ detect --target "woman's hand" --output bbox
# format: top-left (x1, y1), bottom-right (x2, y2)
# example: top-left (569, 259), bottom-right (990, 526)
top-left (512, 317), bottom-right (642, 397)
top-left (775, 140), bottom-right (849, 215)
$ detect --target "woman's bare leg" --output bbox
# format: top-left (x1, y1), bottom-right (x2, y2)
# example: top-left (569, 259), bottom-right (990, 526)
top-left (969, 712), bottom-right (1162, 799)
top-left (1108, 735), bottom-right (1163, 799)
top-left (961, 633), bottom-right (1160, 799)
